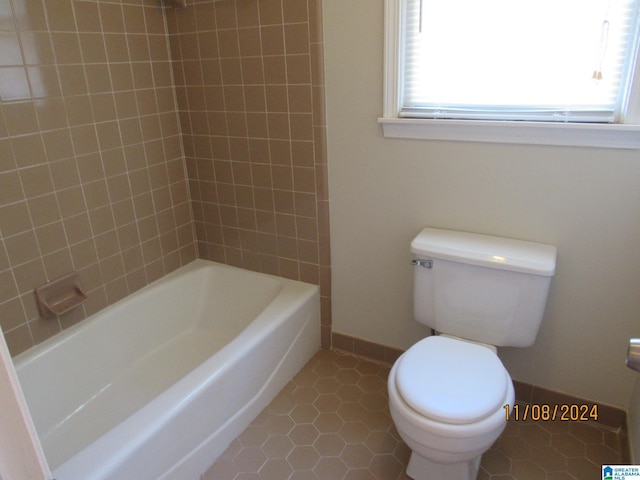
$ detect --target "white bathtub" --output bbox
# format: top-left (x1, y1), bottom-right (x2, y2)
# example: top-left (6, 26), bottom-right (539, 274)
top-left (13, 259), bottom-right (320, 480)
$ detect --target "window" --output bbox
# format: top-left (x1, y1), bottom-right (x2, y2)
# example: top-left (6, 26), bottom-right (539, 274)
top-left (380, 0), bottom-right (640, 148)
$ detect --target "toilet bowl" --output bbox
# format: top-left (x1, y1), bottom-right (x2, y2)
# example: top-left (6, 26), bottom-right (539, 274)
top-left (387, 335), bottom-right (514, 480)
top-left (391, 228), bottom-right (555, 479)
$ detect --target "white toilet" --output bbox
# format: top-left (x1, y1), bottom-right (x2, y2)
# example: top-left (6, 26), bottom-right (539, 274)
top-left (388, 228), bottom-right (557, 480)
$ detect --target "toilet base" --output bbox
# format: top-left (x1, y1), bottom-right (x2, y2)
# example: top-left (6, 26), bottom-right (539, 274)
top-left (406, 451), bottom-right (481, 480)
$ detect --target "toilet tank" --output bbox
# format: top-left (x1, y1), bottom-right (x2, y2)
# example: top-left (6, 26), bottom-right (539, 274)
top-left (411, 228), bottom-right (557, 347)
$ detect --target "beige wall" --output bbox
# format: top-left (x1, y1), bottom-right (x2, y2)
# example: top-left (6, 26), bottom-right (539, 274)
top-left (323, 0), bottom-right (640, 408)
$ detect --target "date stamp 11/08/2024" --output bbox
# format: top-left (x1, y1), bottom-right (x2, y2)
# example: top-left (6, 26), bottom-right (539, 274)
top-left (503, 403), bottom-right (599, 422)
top-left (503, 404), bottom-right (640, 480)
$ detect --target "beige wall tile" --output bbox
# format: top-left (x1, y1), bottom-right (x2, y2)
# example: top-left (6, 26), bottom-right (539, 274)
top-left (1, 0), bottom-right (327, 357)
top-left (3, 102), bottom-right (39, 136)
top-left (1, 0), bottom-right (196, 355)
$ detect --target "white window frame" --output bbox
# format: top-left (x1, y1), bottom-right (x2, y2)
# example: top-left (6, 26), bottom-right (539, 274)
top-left (379, 0), bottom-right (640, 149)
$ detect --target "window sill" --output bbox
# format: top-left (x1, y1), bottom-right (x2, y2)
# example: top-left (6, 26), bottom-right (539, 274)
top-left (378, 117), bottom-right (640, 149)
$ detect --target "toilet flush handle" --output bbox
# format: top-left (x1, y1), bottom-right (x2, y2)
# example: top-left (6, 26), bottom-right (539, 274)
top-left (411, 259), bottom-right (433, 269)
top-left (627, 338), bottom-right (640, 373)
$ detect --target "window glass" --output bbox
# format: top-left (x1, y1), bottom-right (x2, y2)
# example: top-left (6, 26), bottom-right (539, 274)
top-left (400, 0), bottom-right (640, 123)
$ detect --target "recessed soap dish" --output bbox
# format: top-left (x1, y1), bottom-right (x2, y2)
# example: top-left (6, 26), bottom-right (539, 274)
top-left (34, 272), bottom-right (88, 318)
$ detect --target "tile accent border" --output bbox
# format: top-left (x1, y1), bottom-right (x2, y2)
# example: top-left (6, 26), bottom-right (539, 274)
top-left (331, 332), bottom-right (404, 366)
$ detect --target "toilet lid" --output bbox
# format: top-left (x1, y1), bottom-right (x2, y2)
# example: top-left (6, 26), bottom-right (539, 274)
top-left (395, 336), bottom-right (509, 425)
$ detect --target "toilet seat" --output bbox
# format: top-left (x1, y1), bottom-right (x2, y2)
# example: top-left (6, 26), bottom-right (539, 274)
top-left (395, 336), bottom-right (509, 425)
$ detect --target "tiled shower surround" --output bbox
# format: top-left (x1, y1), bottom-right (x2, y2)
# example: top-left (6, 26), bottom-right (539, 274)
top-left (0, 0), bottom-right (330, 356)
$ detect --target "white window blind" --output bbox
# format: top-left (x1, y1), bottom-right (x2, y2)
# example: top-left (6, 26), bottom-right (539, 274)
top-left (401, 0), bottom-right (640, 123)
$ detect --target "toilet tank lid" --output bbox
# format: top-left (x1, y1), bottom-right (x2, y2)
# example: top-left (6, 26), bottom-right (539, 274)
top-left (411, 228), bottom-right (557, 276)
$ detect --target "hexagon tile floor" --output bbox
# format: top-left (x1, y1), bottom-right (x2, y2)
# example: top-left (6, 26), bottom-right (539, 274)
top-left (201, 349), bottom-right (628, 480)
